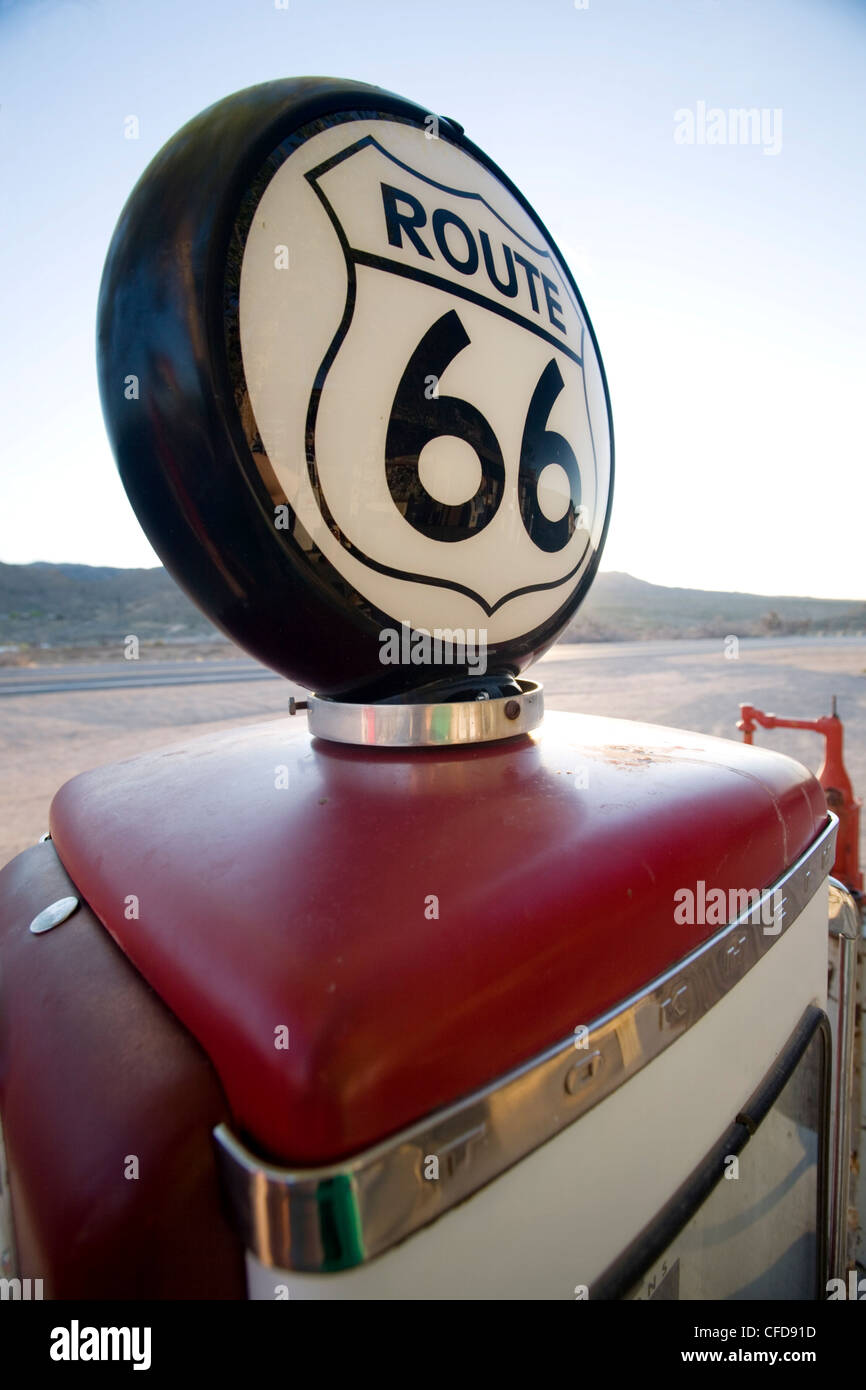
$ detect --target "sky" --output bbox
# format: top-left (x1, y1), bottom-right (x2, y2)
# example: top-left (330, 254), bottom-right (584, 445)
top-left (1, 0), bottom-right (864, 600)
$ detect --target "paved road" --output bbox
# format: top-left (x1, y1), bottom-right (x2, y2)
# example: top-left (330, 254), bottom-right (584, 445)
top-left (0, 659), bottom-right (282, 696)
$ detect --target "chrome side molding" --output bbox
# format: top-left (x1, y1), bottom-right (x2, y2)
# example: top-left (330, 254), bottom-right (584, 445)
top-left (827, 877), bottom-right (863, 1279)
top-left (215, 814), bottom-right (838, 1273)
top-left (0, 1111), bottom-right (19, 1284)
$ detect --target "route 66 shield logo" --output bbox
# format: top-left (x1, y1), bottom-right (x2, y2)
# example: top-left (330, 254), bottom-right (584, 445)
top-left (238, 116), bottom-right (612, 648)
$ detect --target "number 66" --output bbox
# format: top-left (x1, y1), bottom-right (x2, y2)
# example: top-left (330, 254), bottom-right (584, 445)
top-left (385, 309), bottom-right (583, 552)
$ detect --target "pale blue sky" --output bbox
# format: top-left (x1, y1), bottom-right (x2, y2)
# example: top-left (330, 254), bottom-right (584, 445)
top-left (1, 0), bottom-right (864, 598)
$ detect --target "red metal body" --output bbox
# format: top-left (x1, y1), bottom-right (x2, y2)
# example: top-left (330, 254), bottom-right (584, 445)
top-left (0, 844), bottom-right (245, 1298)
top-left (738, 703), bottom-right (863, 896)
top-left (44, 710), bottom-right (827, 1166)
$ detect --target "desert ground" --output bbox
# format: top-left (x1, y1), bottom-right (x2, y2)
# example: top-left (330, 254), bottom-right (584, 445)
top-left (0, 635), bottom-right (864, 868)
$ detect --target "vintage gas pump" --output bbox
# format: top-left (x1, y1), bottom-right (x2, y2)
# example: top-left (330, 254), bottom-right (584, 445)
top-left (0, 79), bottom-right (858, 1302)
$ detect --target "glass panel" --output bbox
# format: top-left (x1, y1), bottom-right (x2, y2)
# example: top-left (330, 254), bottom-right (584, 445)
top-left (629, 1025), bottom-right (826, 1300)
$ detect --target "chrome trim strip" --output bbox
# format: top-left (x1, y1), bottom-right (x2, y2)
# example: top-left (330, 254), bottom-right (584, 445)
top-left (306, 679), bottom-right (543, 747)
top-left (214, 813), bottom-right (838, 1273)
top-left (827, 877), bottom-right (862, 1278)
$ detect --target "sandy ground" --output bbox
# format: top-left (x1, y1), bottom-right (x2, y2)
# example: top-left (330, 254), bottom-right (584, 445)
top-left (1, 636), bottom-right (864, 867)
top-left (0, 679), bottom-right (295, 861)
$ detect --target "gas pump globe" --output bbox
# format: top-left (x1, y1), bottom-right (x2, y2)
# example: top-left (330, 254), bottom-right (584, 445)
top-left (96, 77), bottom-right (613, 708)
top-left (0, 79), bottom-right (856, 1303)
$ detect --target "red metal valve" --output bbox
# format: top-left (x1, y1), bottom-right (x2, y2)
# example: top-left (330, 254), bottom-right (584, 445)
top-left (737, 699), bottom-right (863, 895)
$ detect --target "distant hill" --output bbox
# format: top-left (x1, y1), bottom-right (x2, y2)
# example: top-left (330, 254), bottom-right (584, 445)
top-left (567, 572), bottom-right (866, 641)
top-left (0, 561), bottom-right (219, 649)
top-left (0, 561), bottom-right (864, 654)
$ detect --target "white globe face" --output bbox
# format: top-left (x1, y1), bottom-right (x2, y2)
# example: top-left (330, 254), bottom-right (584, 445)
top-left (238, 117), bottom-right (612, 644)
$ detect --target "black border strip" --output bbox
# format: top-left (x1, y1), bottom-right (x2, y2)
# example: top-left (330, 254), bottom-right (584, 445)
top-left (590, 1006), bottom-right (831, 1301)
top-left (350, 251), bottom-right (583, 366)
